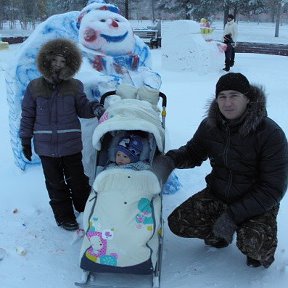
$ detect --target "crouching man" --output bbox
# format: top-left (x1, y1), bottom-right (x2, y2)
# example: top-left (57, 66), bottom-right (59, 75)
top-left (153, 73), bottom-right (288, 268)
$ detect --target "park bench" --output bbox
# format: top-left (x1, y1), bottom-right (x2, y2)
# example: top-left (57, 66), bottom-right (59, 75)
top-left (2, 36), bottom-right (28, 44)
top-left (236, 42), bottom-right (288, 56)
top-left (133, 28), bottom-right (160, 49)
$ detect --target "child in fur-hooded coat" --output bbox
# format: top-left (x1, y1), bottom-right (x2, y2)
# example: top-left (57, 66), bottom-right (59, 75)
top-left (19, 38), bottom-right (105, 231)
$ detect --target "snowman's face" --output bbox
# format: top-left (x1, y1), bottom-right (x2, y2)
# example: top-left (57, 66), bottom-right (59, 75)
top-left (79, 10), bottom-right (135, 56)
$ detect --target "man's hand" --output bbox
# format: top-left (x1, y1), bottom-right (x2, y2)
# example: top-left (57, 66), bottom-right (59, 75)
top-left (213, 212), bottom-right (237, 244)
top-left (152, 154), bottom-right (175, 183)
top-left (94, 104), bottom-right (105, 119)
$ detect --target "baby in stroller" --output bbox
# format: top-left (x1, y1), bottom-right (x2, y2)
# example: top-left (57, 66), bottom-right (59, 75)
top-left (77, 86), bottom-right (167, 287)
top-left (105, 132), bottom-right (151, 171)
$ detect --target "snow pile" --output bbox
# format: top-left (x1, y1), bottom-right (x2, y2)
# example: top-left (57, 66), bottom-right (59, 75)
top-left (162, 20), bottom-right (225, 72)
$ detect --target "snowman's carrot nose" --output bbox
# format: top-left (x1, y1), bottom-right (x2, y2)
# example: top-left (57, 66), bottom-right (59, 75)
top-left (111, 20), bottom-right (119, 28)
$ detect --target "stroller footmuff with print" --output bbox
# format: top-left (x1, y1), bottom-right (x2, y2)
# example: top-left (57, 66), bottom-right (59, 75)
top-left (76, 84), bottom-right (167, 288)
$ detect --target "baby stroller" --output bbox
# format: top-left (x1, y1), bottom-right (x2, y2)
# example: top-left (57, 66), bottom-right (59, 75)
top-left (76, 84), bottom-right (167, 288)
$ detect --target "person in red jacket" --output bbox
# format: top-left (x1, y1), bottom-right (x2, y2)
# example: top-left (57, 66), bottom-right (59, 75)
top-left (153, 73), bottom-right (288, 268)
top-left (20, 38), bottom-right (105, 231)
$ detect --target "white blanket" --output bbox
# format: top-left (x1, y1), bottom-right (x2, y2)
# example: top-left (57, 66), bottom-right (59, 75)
top-left (80, 168), bottom-right (161, 268)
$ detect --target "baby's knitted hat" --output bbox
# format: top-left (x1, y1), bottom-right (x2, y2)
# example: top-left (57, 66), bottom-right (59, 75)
top-left (117, 135), bottom-right (143, 163)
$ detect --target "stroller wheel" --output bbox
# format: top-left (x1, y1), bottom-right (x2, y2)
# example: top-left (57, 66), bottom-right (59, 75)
top-left (75, 270), bottom-right (90, 286)
top-left (153, 276), bottom-right (160, 288)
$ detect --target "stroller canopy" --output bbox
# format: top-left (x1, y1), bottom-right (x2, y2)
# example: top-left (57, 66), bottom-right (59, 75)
top-left (92, 98), bottom-right (165, 153)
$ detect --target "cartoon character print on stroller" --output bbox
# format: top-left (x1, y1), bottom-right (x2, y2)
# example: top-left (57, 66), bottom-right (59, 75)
top-left (76, 84), bottom-right (167, 288)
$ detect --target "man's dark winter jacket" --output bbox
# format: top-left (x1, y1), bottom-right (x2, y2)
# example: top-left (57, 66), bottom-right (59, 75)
top-left (166, 85), bottom-right (288, 224)
top-left (20, 38), bottom-right (102, 157)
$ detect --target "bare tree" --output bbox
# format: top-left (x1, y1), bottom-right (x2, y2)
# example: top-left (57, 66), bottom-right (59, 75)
top-left (275, 0), bottom-right (282, 36)
top-left (7, 0), bottom-right (18, 29)
top-left (274, 0), bottom-right (288, 36)
top-left (152, 0), bottom-right (155, 22)
top-left (125, 0), bottom-right (129, 19)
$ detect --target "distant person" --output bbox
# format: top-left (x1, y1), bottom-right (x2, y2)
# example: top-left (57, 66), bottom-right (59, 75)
top-left (200, 18), bottom-right (211, 34)
top-left (148, 19), bottom-right (162, 48)
top-left (223, 14), bottom-right (238, 70)
top-left (200, 18), bottom-right (213, 41)
top-left (223, 33), bottom-right (234, 71)
top-left (154, 20), bottom-right (162, 38)
top-left (153, 73), bottom-right (288, 268)
top-left (19, 38), bottom-right (105, 231)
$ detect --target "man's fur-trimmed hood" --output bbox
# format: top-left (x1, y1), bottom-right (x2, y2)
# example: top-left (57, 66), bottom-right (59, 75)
top-left (37, 38), bottom-right (82, 82)
top-left (207, 84), bottom-right (267, 136)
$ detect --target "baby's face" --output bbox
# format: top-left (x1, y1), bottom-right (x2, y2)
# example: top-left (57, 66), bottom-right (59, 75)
top-left (116, 151), bottom-right (131, 165)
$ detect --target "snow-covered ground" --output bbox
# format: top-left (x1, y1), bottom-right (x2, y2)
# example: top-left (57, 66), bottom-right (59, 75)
top-left (1, 21), bottom-right (288, 288)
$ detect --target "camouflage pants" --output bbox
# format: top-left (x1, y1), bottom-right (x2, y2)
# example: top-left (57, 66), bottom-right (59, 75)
top-left (168, 189), bottom-right (279, 265)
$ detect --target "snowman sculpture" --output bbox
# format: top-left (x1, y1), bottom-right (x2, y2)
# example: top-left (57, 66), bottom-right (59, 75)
top-left (76, 0), bottom-right (161, 100)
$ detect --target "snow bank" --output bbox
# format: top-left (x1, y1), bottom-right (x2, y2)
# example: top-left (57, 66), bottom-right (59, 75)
top-left (161, 20), bottom-right (225, 72)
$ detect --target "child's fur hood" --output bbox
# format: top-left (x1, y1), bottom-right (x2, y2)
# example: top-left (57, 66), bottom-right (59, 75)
top-left (37, 38), bottom-right (82, 82)
top-left (206, 84), bottom-right (267, 136)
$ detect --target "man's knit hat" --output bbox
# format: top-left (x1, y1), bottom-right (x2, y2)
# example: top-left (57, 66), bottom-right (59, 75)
top-left (216, 73), bottom-right (250, 97)
top-left (117, 135), bottom-right (143, 163)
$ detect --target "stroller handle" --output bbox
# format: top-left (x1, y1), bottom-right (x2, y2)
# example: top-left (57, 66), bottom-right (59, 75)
top-left (100, 90), bottom-right (168, 108)
top-left (100, 91), bottom-right (117, 106)
top-left (159, 92), bottom-right (167, 108)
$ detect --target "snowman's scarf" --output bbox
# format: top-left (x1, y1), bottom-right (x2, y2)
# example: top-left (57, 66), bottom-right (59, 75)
top-left (81, 45), bottom-right (140, 77)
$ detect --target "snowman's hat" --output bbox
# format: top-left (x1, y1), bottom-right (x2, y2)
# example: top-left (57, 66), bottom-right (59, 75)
top-left (77, 1), bottom-right (120, 29)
